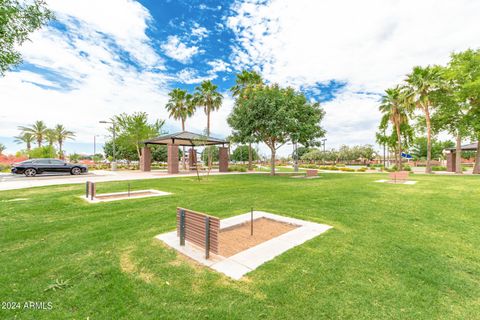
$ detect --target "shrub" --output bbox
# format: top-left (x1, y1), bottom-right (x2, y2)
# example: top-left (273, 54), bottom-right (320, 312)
top-left (339, 167), bottom-right (355, 172)
top-left (228, 164), bottom-right (247, 172)
top-left (431, 166), bottom-right (447, 171)
top-left (356, 167), bottom-right (367, 172)
top-left (391, 164), bottom-right (412, 171)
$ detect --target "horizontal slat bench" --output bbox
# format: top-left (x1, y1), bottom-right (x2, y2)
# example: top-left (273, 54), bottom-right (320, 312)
top-left (176, 207), bottom-right (220, 258)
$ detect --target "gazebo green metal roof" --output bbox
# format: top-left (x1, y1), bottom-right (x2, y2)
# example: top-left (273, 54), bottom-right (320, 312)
top-left (144, 131), bottom-right (228, 146)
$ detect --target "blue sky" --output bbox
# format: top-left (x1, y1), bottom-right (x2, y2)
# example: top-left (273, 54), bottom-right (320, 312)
top-left (1, 0), bottom-right (479, 156)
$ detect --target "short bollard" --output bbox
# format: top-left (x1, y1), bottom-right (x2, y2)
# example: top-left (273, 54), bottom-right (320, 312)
top-left (179, 209), bottom-right (185, 246)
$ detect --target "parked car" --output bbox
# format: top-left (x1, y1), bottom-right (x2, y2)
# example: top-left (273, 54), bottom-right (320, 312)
top-left (11, 159), bottom-right (88, 177)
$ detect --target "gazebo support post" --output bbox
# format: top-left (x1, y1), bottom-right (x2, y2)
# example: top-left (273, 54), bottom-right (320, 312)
top-left (168, 144), bottom-right (179, 174)
top-left (219, 147), bottom-right (229, 172)
top-left (140, 146), bottom-right (152, 172)
top-left (446, 151), bottom-right (456, 173)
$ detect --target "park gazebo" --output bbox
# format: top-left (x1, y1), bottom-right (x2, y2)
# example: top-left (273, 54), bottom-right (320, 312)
top-left (141, 131), bottom-right (229, 174)
top-left (445, 142), bottom-right (478, 172)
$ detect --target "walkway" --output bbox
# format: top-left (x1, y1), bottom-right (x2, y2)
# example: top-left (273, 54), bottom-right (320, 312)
top-left (0, 170), bottom-right (255, 191)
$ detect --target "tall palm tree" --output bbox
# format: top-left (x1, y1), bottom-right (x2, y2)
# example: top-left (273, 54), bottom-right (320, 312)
top-left (404, 66), bottom-right (442, 174)
top-left (379, 86), bottom-right (409, 170)
top-left (166, 88), bottom-right (196, 169)
top-left (0, 143), bottom-right (5, 155)
top-left (45, 129), bottom-right (56, 147)
top-left (14, 132), bottom-right (34, 151)
top-left (230, 70), bottom-right (263, 170)
top-left (193, 80), bottom-right (223, 137)
top-left (18, 120), bottom-right (48, 147)
top-left (230, 70), bottom-right (263, 98)
top-left (193, 80), bottom-right (223, 171)
top-left (54, 124), bottom-right (75, 159)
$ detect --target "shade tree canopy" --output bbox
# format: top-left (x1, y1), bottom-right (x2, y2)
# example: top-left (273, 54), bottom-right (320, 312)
top-left (228, 83), bottom-right (325, 175)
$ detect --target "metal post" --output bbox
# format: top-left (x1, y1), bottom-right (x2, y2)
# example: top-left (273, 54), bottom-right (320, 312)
top-left (179, 210), bottom-right (185, 246)
top-left (86, 181), bottom-right (90, 198)
top-left (90, 182), bottom-right (95, 200)
top-left (205, 216), bottom-right (210, 259)
top-left (250, 207), bottom-right (253, 236)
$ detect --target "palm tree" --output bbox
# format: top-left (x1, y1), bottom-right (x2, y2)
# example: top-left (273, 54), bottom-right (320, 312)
top-left (230, 70), bottom-right (263, 98)
top-left (404, 66), bottom-right (442, 174)
top-left (14, 132), bottom-right (34, 151)
top-left (45, 129), bottom-right (56, 147)
top-left (193, 80), bottom-right (223, 137)
top-left (379, 86), bottom-right (409, 170)
top-left (166, 88), bottom-right (196, 169)
top-left (193, 80), bottom-right (223, 171)
top-left (230, 70), bottom-right (263, 170)
top-left (0, 143), bottom-right (5, 155)
top-left (18, 120), bottom-right (48, 147)
top-left (54, 124), bottom-right (75, 159)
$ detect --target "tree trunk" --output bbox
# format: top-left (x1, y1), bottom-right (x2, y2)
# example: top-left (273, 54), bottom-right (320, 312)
top-left (395, 121), bottom-right (402, 171)
top-left (270, 147), bottom-right (276, 176)
top-left (473, 140), bottom-right (480, 174)
top-left (455, 133), bottom-right (462, 174)
top-left (248, 142), bottom-right (253, 171)
top-left (181, 120), bottom-right (186, 170)
top-left (425, 106), bottom-right (432, 174)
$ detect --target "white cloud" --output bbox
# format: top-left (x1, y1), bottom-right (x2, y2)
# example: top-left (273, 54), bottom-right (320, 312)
top-left (161, 35), bottom-right (202, 63)
top-left (0, 0), bottom-right (172, 152)
top-left (47, 0), bottom-right (163, 68)
top-left (191, 25), bottom-right (209, 39)
top-left (177, 68), bottom-right (215, 84)
top-left (227, 0), bottom-right (480, 148)
top-left (207, 59), bottom-right (231, 73)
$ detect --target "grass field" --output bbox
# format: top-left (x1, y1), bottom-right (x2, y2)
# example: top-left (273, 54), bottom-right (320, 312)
top-left (1, 173), bottom-right (479, 319)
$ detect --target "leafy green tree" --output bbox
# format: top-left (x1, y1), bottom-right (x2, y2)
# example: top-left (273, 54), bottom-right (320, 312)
top-left (0, 143), bottom-right (6, 155)
top-left (0, 0), bottom-right (53, 75)
top-left (445, 49), bottom-right (480, 174)
top-left (113, 112), bottom-right (164, 160)
top-left (54, 124), bottom-right (75, 159)
top-left (166, 88), bottom-right (195, 169)
top-left (232, 145), bottom-right (259, 163)
top-left (230, 70), bottom-right (263, 170)
top-left (295, 146), bottom-right (311, 159)
top-left (201, 146), bottom-right (219, 163)
top-left (14, 132), bottom-right (33, 151)
top-left (410, 137), bottom-right (454, 160)
top-left (404, 66), bottom-right (443, 173)
top-left (18, 120), bottom-right (48, 147)
top-left (378, 86), bottom-right (410, 170)
top-left (228, 84), bottom-right (325, 175)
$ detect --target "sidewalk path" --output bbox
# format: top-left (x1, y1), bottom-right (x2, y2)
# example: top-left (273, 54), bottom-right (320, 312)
top-left (0, 170), bottom-right (260, 191)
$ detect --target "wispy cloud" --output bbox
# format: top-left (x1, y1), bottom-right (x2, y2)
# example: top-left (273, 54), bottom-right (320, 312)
top-left (161, 35), bottom-right (202, 63)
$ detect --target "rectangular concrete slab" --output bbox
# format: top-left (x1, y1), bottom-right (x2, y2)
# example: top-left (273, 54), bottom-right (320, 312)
top-left (156, 211), bottom-right (332, 280)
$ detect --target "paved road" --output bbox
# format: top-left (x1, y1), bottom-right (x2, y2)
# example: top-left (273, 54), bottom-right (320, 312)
top-left (0, 170), bottom-right (256, 191)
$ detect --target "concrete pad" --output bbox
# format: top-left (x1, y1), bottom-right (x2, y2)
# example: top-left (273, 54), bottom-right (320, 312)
top-left (155, 211), bottom-right (332, 280)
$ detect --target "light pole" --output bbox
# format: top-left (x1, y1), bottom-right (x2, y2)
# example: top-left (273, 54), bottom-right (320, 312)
top-left (99, 120), bottom-right (117, 171)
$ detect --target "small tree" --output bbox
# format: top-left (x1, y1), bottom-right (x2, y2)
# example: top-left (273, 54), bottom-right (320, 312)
top-left (228, 84), bottom-right (325, 175)
top-left (232, 145), bottom-right (259, 163)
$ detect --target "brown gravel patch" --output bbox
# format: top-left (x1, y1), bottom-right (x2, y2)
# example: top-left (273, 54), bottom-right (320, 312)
top-left (95, 191), bottom-right (157, 200)
top-left (218, 218), bottom-right (298, 257)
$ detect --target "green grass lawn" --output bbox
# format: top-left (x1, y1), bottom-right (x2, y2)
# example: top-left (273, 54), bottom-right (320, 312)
top-left (1, 173), bottom-right (479, 319)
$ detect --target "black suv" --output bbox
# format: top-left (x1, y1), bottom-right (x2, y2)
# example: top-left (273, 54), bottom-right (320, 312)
top-left (11, 159), bottom-right (88, 177)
